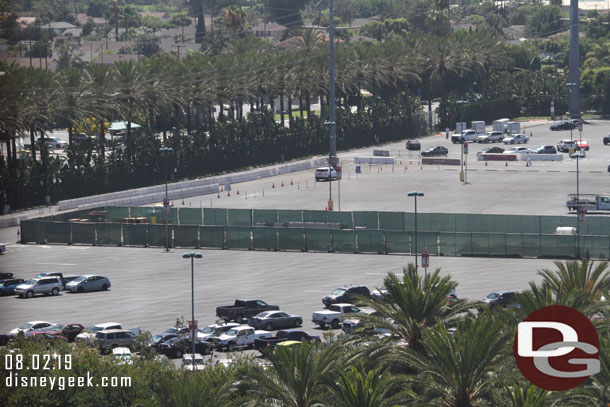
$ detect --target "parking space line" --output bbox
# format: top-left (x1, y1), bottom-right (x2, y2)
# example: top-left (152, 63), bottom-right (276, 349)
top-left (526, 170), bottom-right (540, 172)
top-left (485, 169), bottom-right (499, 171)
top-left (589, 171), bottom-right (603, 173)
top-left (547, 170), bottom-right (560, 172)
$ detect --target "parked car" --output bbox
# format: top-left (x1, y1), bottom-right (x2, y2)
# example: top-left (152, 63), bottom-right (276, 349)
top-left (72, 133), bottom-right (91, 145)
top-left (216, 299), bottom-right (280, 323)
top-left (503, 134), bottom-right (529, 144)
top-left (481, 291), bottom-right (517, 309)
top-left (503, 147), bottom-right (534, 154)
top-left (534, 145), bottom-right (557, 154)
top-left (0, 243), bottom-right (5, 254)
top-left (41, 137), bottom-right (68, 149)
top-left (0, 272), bottom-right (13, 279)
top-left (604, 135), bottom-right (610, 145)
top-left (27, 323), bottom-right (84, 342)
top-left (312, 303), bottom-right (370, 329)
top-left (0, 278), bottom-right (26, 296)
top-left (181, 353), bottom-right (205, 370)
top-left (421, 146), bottom-right (449, 157)
top-left (451, 130), bottom-right (478, 143)
top-left (478, 146), bottom-right (505, 154)
top-left (95, 329), bottom-right (138, 353)
top-left (314, 167), bottom-right (340, 182)
top-left (477, 131), bottom-right (504, 143)
top-left (34, 272), bottom-right (78, 289)
top-left (158, 337), bottom-right (213, 358)
top-left (406, 140), bottom-right (421, 150)
top-left (197, 322), bottom-right (239, 341)
top-left (371, 284), bottom-right (388, 300)
top-left (151, 332), bottom-right (181, 348)
top-left (550, 121), bottom-right (576, 131)
top-left (213, 325), bottom-right (273, 352)
top-left (9, 321), bottom-right (54, 337)
top-left (112, 347), bottom-right (133, 365)
top-left (248, 311), bottom-right (303, 331)
top-left (575, 140), bottom-right (589, 151)
top-left (323, 285), bottom-right (371, 307)
top-left (570, 151), bottom-right (586, 159)
top-left (557, 140), bottom-right (577, 153)
top-left (254, 329), bottom-right (321, 352)
top-left (14, 277), bottom-right (62, 298)
top-left (66, 275), bottom-right (111, 293)
top-left (76, 322), bottom-right (123, 342)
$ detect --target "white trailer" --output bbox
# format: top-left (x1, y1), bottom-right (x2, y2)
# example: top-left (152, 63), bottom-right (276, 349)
top-left (492, 118), bottom-right (509, 132)
top-left (508, 121), bottom-right (521, 135)
top-left (472, 121), bottom-right (486, 133)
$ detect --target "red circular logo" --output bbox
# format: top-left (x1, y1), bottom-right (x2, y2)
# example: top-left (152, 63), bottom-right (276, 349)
top-left (513, 305), bottom-right (599, 391)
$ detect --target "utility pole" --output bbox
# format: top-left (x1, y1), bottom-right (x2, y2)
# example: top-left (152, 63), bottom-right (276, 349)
top-left (568, 0), bottom-right (580, 119)
top-left (328, 0), bottom-right (337, 210)
top-left (172, 44), bottom-right (184, 60)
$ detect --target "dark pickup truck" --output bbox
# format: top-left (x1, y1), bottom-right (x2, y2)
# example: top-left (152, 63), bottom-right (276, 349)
top-left (216, 299), bottom-right (279, 323)
top-left (253, 329), bottom-right (321, 352)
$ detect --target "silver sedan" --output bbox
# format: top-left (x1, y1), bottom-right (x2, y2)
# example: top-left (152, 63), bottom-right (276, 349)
top-left (66, 275), bottom-right (111, 293)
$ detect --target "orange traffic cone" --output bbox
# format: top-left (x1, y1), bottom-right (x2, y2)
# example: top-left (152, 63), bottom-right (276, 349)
top-left (290, 180), bottom-right (293, 185)
top-left (526, 161), bottom-right (529, 167)
top-left (182, 199), bottom-right (185, 205)
top-left (325, 206), bottom-right (328, 211)
top-left (272, 182), bottom-right (275, 188)
top-left (380, 166), bottom-right (383, 172)
top-left (221, 186), bottom-right (224, 192)
top-left (217, 193), bottom-right (220, 198)
top-left (227, 191), bottom-right (230, 196)
top-left (281, 181), bottom-right (284, 187)
top-left (405, 166), bottom-right (408, 171)
top-left (236, 189), bottom-right (240, 195)
top-left (505, 161), bottom-right (508, 167)
top-left (485, 161), bottom-right (488, 166)
top-left (530, 131), bottom-right (533, 138)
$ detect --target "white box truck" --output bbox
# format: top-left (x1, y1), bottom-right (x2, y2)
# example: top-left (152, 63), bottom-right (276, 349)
top-left (472, 121), bottom-right (486, 134)
top-left (492, 118), bottom-right (509, 133)
top-left (456, 122), bottom-right (467, 134)
top-left (508, 121), bottom-right (521, 135)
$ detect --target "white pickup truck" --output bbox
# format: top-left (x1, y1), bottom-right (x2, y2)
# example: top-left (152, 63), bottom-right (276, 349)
top-left (312, 303), bottom-right (372, 329)
top-left (451, 129), bottom-right (478, 144)
top-left (213, 325), bottom-right (272, 351)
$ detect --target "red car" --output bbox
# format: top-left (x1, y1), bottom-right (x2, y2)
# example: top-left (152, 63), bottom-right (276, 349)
top-left (575, 140), bottom-right (589, 151)
top-left (27, 323), bottom-right (85, 342)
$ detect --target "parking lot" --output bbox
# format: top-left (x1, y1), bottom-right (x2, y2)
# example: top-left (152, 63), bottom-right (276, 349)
top-left (0, 119), bottom-right (608, 357)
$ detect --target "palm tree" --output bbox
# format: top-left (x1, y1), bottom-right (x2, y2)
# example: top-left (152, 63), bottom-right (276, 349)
top-left (496, 381), bottom-right (550, 407)
top-left (322, 364), bottom-right (413, 407)
top-left (396, 314), bottom-right (512, 407)
top-left (170, 368), bottom-right (237, 407)
top-left (360, 264), bottom-right (473, 353)
top-left (538, 260), bottom-right (610, 303)
top-left (244, 341), bottom-right (339, 407)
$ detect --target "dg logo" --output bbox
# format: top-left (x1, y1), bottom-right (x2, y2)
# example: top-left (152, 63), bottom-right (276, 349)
top-left (513, 305), bottom-right (600, 391)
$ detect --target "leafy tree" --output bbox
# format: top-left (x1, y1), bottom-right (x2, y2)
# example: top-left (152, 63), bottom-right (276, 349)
top-left (264, 0), bottom-right (311, 27)
top-left (170, 12), bottom-right (192, 27)
top-left (87, 0), bottom-right (106, 18)
top-left (587, 13), bottom-right (610, 39)
top-left (538, 260), bottom-right (610, 302)
top-left (524, 6), bottom-right (563, 37)
top-left (82, 18), bottom-right (95, 37)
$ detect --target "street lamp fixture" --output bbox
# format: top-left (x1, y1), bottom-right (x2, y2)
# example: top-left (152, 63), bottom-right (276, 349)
top-left (408, 191), bottom-right (424, 272)
top-left (183, 252), bottom-right (202, 371)
top-left (159, 147), bottom-right (173, 252)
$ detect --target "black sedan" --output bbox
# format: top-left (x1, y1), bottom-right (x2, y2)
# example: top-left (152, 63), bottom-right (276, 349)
top-left (406, 140), bottom-right (421, 150)
top-left (535, 145), bottom-right (557, 154)
top-left (550, 121), bottom-right (576, 131)
top-left (248, 311), bottom-right (303, 331)
top-left (157, 337), bottom-right (213, 358)
top-left (421, 146), bottom-right (448, 157)
top-left (478, 146), bottom-right (504, 154)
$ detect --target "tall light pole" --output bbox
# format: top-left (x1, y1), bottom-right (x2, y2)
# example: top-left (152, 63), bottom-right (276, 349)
top-left (183, 252), bottom-right (202, 371)
top-left (327, 0), bottom-right (337, 211)
top-left (160, 147), bottom-right (173, 252)
top-left (408, 192), bottom-right (424, 271)
top-left (568, 0), bottom-right (580, 119)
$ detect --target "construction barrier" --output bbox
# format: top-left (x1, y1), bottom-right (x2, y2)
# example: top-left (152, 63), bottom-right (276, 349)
top-left (17, 206), bottom-right (610, 259)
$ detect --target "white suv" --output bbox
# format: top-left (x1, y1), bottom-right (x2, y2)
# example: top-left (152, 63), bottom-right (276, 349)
top-left (315, 167), bottom-right (340, 182)
top-left (14, 277), bottom-right (62, 298)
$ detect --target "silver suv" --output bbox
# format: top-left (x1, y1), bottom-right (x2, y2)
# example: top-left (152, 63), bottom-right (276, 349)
top-left (95, 329), bottom-right (137, 353)
top-left (14, 277), bottom-right (62, 298)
